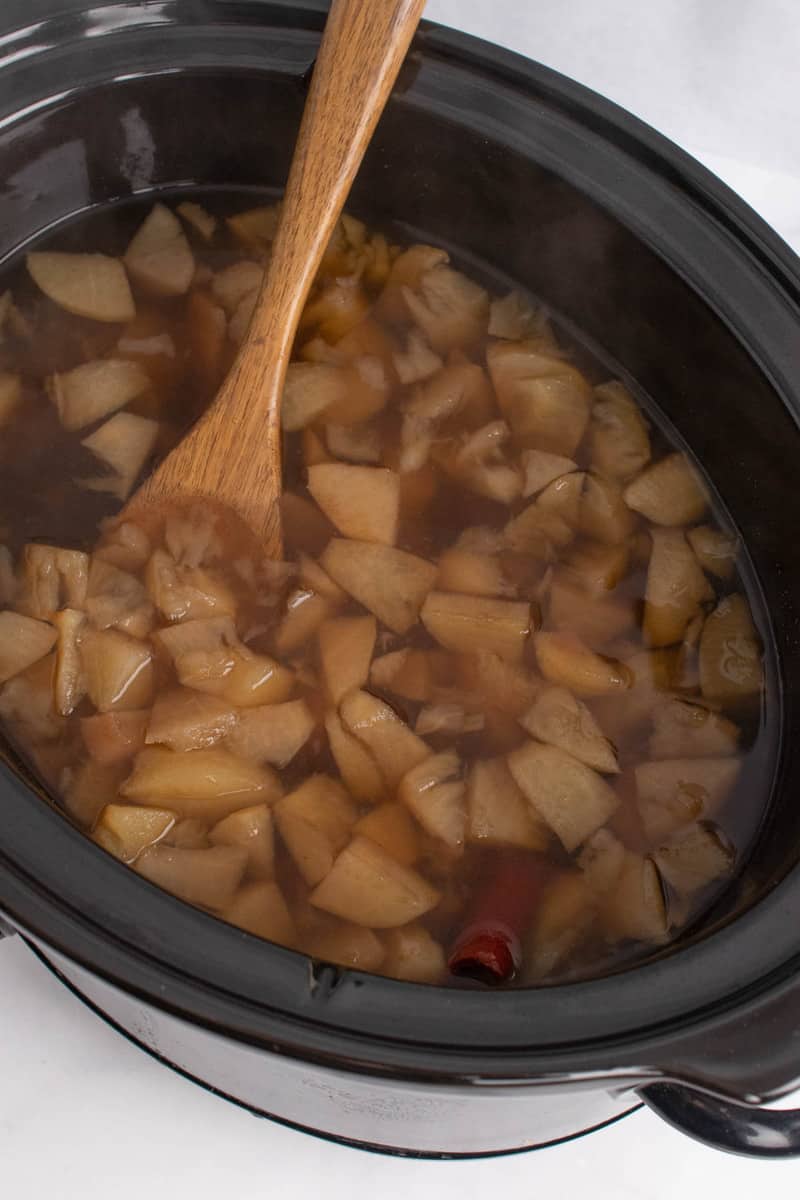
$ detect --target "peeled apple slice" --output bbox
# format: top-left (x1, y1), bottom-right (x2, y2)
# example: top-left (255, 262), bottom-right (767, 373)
top-left (26, 251), bottom-right (135, 322)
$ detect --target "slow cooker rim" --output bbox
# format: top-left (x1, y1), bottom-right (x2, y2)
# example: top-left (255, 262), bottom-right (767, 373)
top-left (1, 0), bottom-right (800, 1089)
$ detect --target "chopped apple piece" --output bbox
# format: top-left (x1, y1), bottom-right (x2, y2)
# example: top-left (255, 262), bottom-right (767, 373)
top-left (211, 260), bottom-right (264, 315)
top-left (210, 803), bottom-right (274, 877)
top-left (298, 554), bottom-right (347, 604)
top-left (161, 818), bottom-right (209, 849)
top-left (325, 420), bottom-right (383, 464)
top-left (563, 541), bottom-right (630, 594)
top-left (94, 521), bottom-right (151, 573)
top-left (52, 608), bottom-right (87, 716)
top-left (699, 594), bottom-right (763, 705)
top-left (48, 358), bottom-right (149, 432)
top-left (321, 539), bottom-right (436, 634)
top-left (459, 650), bottom-right (541, 717)
top-left (602, 852), bottom-right (668, 942)
top-left (487, 340), bottom-right (591, 455)
top-left (62, 760), bottom-right (128, 828)
top-left (136, 843), bottom-right (247, 910)
top-left (521, 448), bottom-right (579, 497)
top-left (398, 751), bottom-right (466, 851)
top-left (0, 612), bottom-right (57, 684)
top-left (377, 244), bottom-right (449, 321)
top-left (534, 632), bottom-right (630, 696)
top-left (145, 687), bottom-right (236, 752)
top-left (503, 502), bottom-right (573, 557)
top-left (588, 381), bottom-right (651, 481)
top-left (94, 802), bottom-right (175, 862)
top-left (521, 686), bottom-right (619, 773)
top-left (370, 649), bottom-right (433, 703)
top-left (307, 464), bottom-right (400, 546)
top-left (579, 475), bottom-right (635, 544)
top-left (177, 200), bottom-right (217, 241)
top-left (80, 412), bottom-right (159, 501)
top-left (635, 757), bottom-right (742, 841)
top-left (547, 573), bottom-right (635, 647)
top-left (303, 276), bottom-right (370, 341)
top-left (686, 525), bottom-right (738, 581)
top-left (488, 290), bottom-right (542, 340)
top-left (81, 709), bottom-right (148, 765)
top-left (644, 529), bottom-right (713, 648)
top-left (382, 925), bottom-right (446, 984)
top-left (186, 290), bottom-right (226, 388)
top-left (80, 628), bottom-right (154, 711)
top-left (145, 549), bottom-right (236, 623)
top-left (282, 362), bottom-right (350, 432)
top-left (420, 592), bottom-right (532, 663)
top-left (402, 264), bottom-right (489, 353)
top-left (158, 618), bottom-right (294, 707)
top-left (624, 453), bottom-right (708, 527)
top-left (523, 872), bottom-right (596, 982)
top-left (578, 827), bottom-right (627, 896)
top-left (310, 836), bottom-right (441, 928)
top-left (436, 548), bottom-right (512, 598)
top-left (0, 372), bottom-right (21, 427)
top-left (340, 689), bottom-right (430, 788)
top-left (392, 328), bottom-right (442, 384)
top-left (274, 774), bottom-right (357, 886)
top-left (27, 251), bottom-right (135, 322)
top-left (86, 558), bottom-right (154, 638)
top-left (302, 921), bottom-right (385, 971)
top-left (654, 821), bottom-right (735, 894)
top-left (648, 698), bottom-right (740, 760)
top-left (222, 880), bottom-right (296, 944)
top-left (16, 544), bottom-right (89, 620)
top-left (0, 546), bottom-right (15, 606)
top-left (536, 471), bottom-right (585, 527)
top-left (122, 745), bottom-right (281, 822)
top-left (274, 586), bottom-right (334, 656)
top-left (467, 756), bottom-right (550, 850)
top-left (507, 741), bottom-right (619, 852)
top-left (399, 362), bottom-right (491, 471)
top-left (354, 802), bottom-right (422, 866)
top-left (226, 203), bottom-right (279, 249)
top-left (226, 700), bottom-right (315, 766)
top-left (318, 615), bottom-right (376, 704)
top-left (124, 203), bottom-right (195, 296)
top-left (324, 710), bottom-right (385, 802)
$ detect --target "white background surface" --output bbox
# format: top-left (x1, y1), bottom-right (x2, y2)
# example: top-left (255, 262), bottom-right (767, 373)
top-left (3, 1), bottom-right (800, 1195)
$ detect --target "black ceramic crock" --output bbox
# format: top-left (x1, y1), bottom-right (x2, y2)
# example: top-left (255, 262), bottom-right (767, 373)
top-left (2, 0), bottom-right (800, 1159)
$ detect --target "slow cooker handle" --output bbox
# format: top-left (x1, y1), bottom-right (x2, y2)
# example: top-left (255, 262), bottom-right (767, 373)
top-left (640, 1081), bottom-right (800, 1158)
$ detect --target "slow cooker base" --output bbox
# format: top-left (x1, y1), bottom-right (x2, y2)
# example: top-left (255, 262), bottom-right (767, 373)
top-left (27, 940), bottom-right (641, 1157)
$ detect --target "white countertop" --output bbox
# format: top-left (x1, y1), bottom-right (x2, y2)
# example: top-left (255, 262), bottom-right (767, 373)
top-left (3, 1), bottom-right (800, 1194)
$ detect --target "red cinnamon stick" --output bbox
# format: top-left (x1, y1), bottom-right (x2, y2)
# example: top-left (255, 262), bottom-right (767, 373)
top-left (447, 851), bottom-right (549, 985)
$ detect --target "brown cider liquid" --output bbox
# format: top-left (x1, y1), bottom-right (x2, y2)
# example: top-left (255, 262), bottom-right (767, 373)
top-left (0, 191), bottom-right (777, 987)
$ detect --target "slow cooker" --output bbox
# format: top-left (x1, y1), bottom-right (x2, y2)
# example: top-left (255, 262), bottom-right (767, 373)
top-left (2, 0), bottom-right (800, 1159)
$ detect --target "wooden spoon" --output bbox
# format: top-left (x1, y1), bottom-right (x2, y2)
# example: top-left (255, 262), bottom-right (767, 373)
top-left (123, 0), bottom-right (426, 556)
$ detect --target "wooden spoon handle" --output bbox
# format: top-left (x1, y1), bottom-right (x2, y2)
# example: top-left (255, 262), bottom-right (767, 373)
top-left (129, 0), bottom-right (425, 550)
top-left (254, 0), bottom-right (428, 357)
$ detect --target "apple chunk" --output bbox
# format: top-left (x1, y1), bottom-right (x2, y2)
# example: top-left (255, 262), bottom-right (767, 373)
top-left (80, 628), bottom-right (154, 712)
top-left (94, 802), bottom-right (175, 862)
top-left (210, 803), bottom-right (274, 877)
top-left (0, 612), bottom-right (57, 684)
top-left (520, 686), bottom-right (619, 773)
top-left (145, 687), bottom-right (237, 752)
top-left (225, 699), bottom-right (315, 766)
top-left (340, 689), bottom-right (430, 788)
top-left (507, 741), bottom-right (619, 852)
top-left (27, 251), bottom-right (135, 322)
top-left (48, 358), bottom-right (150, 432)
top-left (321, 539), bottom-right (436, 634)
top-left (317, 614), bottom-right (376, 704)
top-left (121, 746), bottom-right (281, 822)
top-left (307, 464), bottom-right (400, 545)
top-left (274, 774), bottom-right (357, 886)
top-left (467, 756), bottom-right (550, 850)
top-left (222, 881), bottom-right (296, 944)
top-left (421, 591), bottom-right (532, 663)
top-left (135, 843), bottom-right (247, 910)
top-left (124, 203), bottom-right (195, 296)
top-left (310, 836), bottom-right (441, 927)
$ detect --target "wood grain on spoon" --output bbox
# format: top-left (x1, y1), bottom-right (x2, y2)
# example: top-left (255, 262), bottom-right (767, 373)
top-left (123, 0), bottom-right (427, 557)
